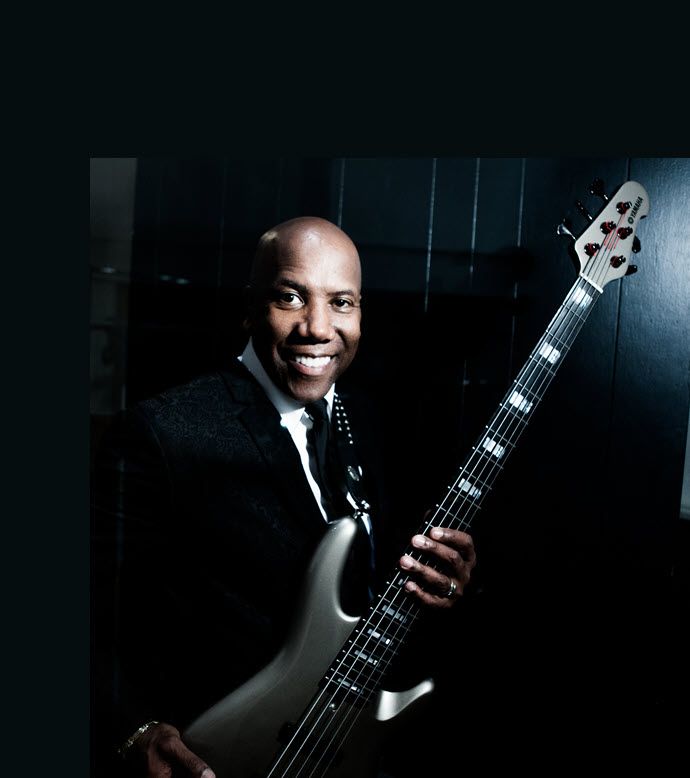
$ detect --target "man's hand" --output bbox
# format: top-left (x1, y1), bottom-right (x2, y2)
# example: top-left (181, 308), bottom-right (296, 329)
top-left (399, 526), bottom-right (476, 609)
top-left (122, 722), bottom-right (215, 778)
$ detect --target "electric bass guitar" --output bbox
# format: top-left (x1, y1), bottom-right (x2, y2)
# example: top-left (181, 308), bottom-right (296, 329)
top-left (184, 179), bottom-right (650, 777)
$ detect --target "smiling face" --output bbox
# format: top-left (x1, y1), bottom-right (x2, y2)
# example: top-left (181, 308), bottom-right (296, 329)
top-left (246, 218), bottom-right (362, 405)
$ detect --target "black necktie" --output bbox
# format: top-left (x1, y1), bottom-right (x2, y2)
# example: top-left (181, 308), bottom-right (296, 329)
top-left (305, 399), bottom-right (337, 517)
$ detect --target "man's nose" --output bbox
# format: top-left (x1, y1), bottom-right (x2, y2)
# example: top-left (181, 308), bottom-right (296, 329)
top-left (299, 301), bottom-right (334, 340)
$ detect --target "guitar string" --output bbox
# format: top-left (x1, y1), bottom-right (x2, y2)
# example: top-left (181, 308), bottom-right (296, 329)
top-left (294, 263), bottom-right (611, 777)
top-left (304, 225), bottom-right (632, 775)
top-left (271, 209), bottom-right (633, 776)
top-left (277, 247), bottom-right (613, 777)
top-left (303, 226), bottom-right (629, 774)
top-left (287, 598), bottom-right (422, 777)
top-left (266, 547), bottom-right (423, 776)
top-left (429, 218), bottom-right (625, 531)
top-left (430, 207), bottom-right (628, 533)
top-left (282, 287), bottom-right (595, 778)
top-left (301, 277), bottom-right (601, 776)
top-left (288, 252), bottom-right (628, 769)
top-left (436, 214), bottom-right (626, 525)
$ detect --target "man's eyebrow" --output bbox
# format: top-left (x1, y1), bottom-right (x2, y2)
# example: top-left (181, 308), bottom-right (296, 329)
top-left (273, 278), bottom-right (309, 296)
top-left (330, 289), bottom-right (359, 298)
top-left (273, 278), bottom-right (358, 298)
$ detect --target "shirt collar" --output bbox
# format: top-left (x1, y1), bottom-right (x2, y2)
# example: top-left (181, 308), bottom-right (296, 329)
top-left (238, 338), bottom-right (335, 428)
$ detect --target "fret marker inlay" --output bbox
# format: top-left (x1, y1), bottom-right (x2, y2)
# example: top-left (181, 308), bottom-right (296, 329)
top-left (572, 288), bottom-right (593, 307)
top-left (508, 391), bottom-right (533, 413)
top-left (482, 437), bottom-right (505, 458)
top-left (538, 342), bottom-right (561, 364)
top-left (458, 478), bottom-right (481, 499)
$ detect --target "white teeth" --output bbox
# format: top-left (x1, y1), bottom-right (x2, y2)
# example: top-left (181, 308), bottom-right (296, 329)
top-left (294, 355), bottom-right (331, 367)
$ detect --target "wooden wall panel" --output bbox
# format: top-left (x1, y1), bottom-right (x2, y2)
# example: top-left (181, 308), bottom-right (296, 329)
top-left (98, 156), bottom-right (690, 775)
top-left (608, 157), bottom-right (690, 566)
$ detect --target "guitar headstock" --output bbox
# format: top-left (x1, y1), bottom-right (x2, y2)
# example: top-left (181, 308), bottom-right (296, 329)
top-left (558, 180), bottom-right (649, 290)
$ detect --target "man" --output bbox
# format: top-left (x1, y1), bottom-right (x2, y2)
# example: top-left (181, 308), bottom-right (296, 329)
top-left (92, 216), bottom-right (476, 778)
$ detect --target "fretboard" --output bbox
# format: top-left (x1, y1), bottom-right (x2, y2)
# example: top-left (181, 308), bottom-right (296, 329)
top-left (266, 275), bottom-right (602, 778)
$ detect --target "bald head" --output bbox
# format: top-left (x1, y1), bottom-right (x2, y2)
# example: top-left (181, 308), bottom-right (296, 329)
top-left (244, 216), bottom-right (362, 403)
top-left (249, 217), bottom-right (360, 292)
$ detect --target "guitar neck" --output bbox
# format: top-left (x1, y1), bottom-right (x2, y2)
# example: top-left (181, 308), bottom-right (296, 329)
top-left (333, 276), bottom-right (602, 690)
top-left (430, 274), bottom-right (601, 534)
top-left (266, 275), bottom-right (602, 777)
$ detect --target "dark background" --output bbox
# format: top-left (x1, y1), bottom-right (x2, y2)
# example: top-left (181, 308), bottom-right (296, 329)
top-left (90, 157), bottom-right (690, 773)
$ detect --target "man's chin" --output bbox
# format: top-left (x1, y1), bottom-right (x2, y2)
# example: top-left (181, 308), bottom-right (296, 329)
top-left (284, 372), bottom-right (335, 405)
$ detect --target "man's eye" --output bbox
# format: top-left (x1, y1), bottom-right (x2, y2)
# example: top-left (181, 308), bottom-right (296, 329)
top-left (333, 298), bottom-right (353, 309)
top-left (277, 292), bottom-right (301, 305)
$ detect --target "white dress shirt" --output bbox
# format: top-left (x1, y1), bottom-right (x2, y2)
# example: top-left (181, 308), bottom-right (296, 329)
top-left (239, 339), bottom-right (336, 521)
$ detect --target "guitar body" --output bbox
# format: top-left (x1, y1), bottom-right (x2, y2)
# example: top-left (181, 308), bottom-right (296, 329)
top-left (184, 518), bottom-right (434, 778)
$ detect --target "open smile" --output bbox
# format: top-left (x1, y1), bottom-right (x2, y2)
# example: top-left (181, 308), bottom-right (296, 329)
top-left (286, 353), bottom-right (335, 376)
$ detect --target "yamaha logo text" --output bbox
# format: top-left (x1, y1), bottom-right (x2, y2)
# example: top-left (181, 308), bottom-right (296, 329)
top-left (628, 196), bottom-right (644, 224)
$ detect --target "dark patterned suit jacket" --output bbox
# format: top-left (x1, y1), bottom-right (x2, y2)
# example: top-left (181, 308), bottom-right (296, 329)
top-left (92, 359), bottom-right (387, 754)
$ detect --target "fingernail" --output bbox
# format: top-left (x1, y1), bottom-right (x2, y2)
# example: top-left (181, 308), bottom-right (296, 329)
top-left (400, 555), bottom-right (413, 568)
top-left (430, 528), bottom-right (444, 540)
top-left (412, 535), bottom-right (427, 548)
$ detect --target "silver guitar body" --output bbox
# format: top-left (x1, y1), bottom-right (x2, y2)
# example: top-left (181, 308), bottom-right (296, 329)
top-left (184, 518), bottom-right (434, 778)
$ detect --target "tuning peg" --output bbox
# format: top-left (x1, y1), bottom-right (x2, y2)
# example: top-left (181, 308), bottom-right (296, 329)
top-left (556, 218), bottom-right (576, 242)
top-left (625, 264), bottom-right (638, 276)
top-left (632, 236), bottom-right (641, 253)
top-left (575, 200), bottom-right (593, 222)
top-left (588, 178), bottom-right (609, 202)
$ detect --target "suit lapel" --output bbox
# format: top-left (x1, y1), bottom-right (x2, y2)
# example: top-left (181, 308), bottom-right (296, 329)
top-left (218, 363), bottom-right (327, 539)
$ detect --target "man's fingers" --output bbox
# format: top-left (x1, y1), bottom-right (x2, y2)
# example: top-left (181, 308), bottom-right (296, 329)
top-left (158, 733), bottom-right (216, 778)
top-left (400, 525), bottom-right (477, 608)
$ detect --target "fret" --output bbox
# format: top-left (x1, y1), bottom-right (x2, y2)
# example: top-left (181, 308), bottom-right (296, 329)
top-left (544, 302), bottom-right (588, 343)
top-left (356, 605), bottom-right (411, 639)
top-left (466, 455), bottom-right (503, 481)
top-left (482, 422), bottom-right (525, 455)
top-left (539, 327), bottom-right (570, 353)
top-left (511, 380), bottom-right (543, 404)
top-left (355, 626), bottom-right (390, 646)
top-left (375, 590), bottom-right (415, 616)
top-left (340, 635), bottom-right (389, 668)
top-left (561, 301), bottom-right (589, 327)
top-left (465, 451), bottom-right (505, 479)
top-left (515, 370), bottom-right (550, 398)
top-left (545, 315), bottom-right (582, 350)
top-left (503, 389), bottom-right (535, 414)
top-left (326, 672), bottom-right (363, 694)
top-left (381, 602), bottom-right (410, 623)
top-left (571, 286), bottom-right (595, 308)
top-left (478, 435), bottom-right (508, 459)
top-left (353, 648), bottom-right (380, 666)
top-left (480, 426), bottom-right (516, 453)
top-left (527, 352), bottom-right (558, 376)
top-left (431, 502), bottom-right (470, 523)
top-left (323, 672), bottom-right (375, 702)
top-left (432, 502), bottom-right (481, 529)
top-left (448, 475), bottom-right (491, 500)
top-left (334, 641), bottom-right (390, 677)
top-left (328, 673), bottom-right (374, 697)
